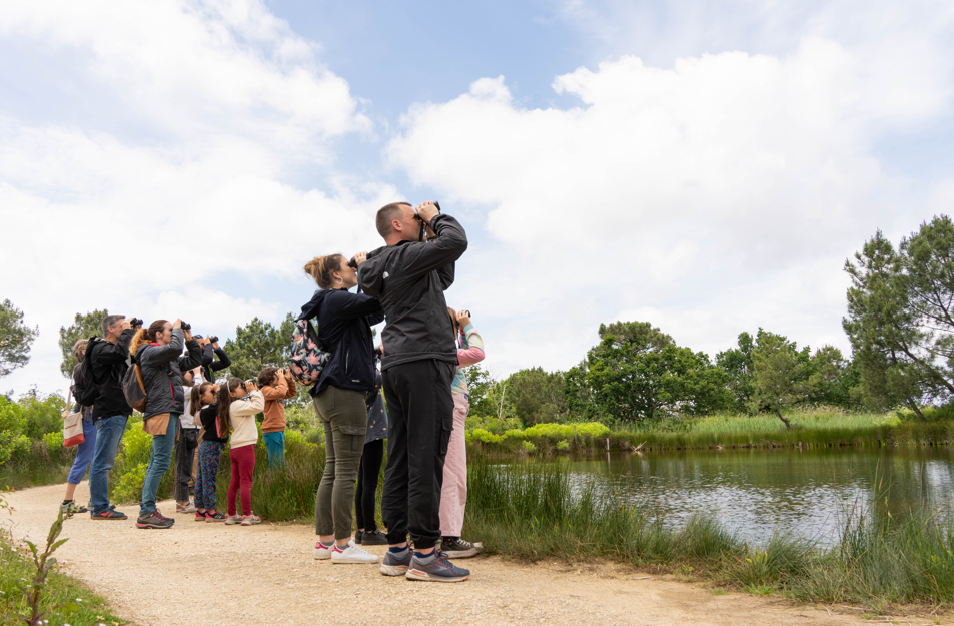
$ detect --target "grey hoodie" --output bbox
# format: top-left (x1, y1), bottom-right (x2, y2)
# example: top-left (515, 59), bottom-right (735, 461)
top-left (357, 213), bottom-right (467, 370)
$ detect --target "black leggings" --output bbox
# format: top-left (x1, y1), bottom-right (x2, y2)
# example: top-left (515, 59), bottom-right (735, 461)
top-left (354, 438), bottom-right (384, 532)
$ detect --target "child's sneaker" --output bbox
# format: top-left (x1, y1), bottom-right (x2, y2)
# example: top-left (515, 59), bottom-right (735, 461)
top-left (194, 511), bottom-right (207, 522)
top-left (331, 543), bottom-right (378, 564)
top-left (240, 514), bottom-right (261, 526)
top-left (224, 515), bottom-right (242, 525)
top-left (205, 511), bottom-right (227, 523)
top-left (380, 548), bottom-right (412, 576)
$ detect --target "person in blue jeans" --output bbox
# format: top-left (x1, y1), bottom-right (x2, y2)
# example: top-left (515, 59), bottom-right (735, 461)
top-left (131, 318), bottom-right (202, 530)
top-left (87, 315), bottom-right (137, 520)
top-left (60, 341), bottom-right (96, 514)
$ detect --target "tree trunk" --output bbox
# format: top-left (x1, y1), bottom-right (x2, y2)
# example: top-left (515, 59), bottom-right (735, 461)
top-left (906, 398), bottom-right (927, 423)
top-left (774, 400), bottom-right (792, 429)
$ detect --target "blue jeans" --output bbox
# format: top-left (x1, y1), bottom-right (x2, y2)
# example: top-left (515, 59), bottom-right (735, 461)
top-left (262, 431), bottom-right (285, 468)
top-left (88, 415), bottom-right (129, 515)
top-left (67, 419), bottom-right (98, 485)
top-left (140, 415), bottom-right (179, 515)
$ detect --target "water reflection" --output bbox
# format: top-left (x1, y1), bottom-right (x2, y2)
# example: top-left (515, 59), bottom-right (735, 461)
top-left (513, 447), bottom-right (954, 547)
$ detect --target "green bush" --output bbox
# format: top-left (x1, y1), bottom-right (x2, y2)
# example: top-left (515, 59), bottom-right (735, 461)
top-left (0, 396), bottom-right (30, 466)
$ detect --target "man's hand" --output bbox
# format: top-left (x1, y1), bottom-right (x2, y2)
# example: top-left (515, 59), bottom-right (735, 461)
top-left (415, 201), bottom-right (439, 225)
top-left (456, 309), bottom-right (471, 330)
top-left (212, 341), bottom-right (219, 350)
top-left (121, 319), bottom-right (132, 330)
top-left (354, 251), bottom-right (368, 266)
top-left (173, 319), bottom-right (182, 330)
top-left (197, 336), bottom-right (209, 348)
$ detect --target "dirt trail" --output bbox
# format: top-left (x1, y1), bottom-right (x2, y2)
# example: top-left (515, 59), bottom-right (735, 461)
top-left (4, 483), bottom-right (873, 626)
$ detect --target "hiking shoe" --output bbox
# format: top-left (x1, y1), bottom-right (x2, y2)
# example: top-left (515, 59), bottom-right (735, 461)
top-left (240, 514), bottom-right (261, 526)
top-left (362, 530), bottom-right (388, 545)
top-left (136, 510), bottom-right (174, 530)
top-left (405, 552), bottom-right (470, 583)
top-left (176, 501), bottom-right (197, 513)
top-left (331, 543), bottom-right (378, 564)
top-left (90, 506), bottom-right (127, 520)
top-left (60, 501), bottom-right (88, 515)
top-left (380, 549), bottom-right (412, 576)
top-left (440, 537), bottom-right (479, 559)
top-left (205, 511), bottom-right (227, 523)
top-left (224, 515), bottom-right (242, 525)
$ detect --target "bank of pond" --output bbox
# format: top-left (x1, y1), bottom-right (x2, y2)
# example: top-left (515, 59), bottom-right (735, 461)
top-left (6, 402), bottom-right (954, 612)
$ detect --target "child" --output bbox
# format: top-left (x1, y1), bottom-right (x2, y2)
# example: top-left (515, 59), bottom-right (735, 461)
top-left (217, 377), bottom-right (265, 526)
top-left (193, 382), bottom-right (227, 522)
top-left (257, 366), bottom-right (297, 468)
top-left (439, 308), bottom-right (485, 558)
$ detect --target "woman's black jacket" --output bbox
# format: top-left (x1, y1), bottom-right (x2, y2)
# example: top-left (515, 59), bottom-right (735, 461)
top-left (299, 288), bottom-right (384, 397)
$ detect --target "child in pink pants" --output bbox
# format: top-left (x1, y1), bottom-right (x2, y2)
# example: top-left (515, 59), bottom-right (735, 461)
top-left (439, 308), bottom-right (485, 558)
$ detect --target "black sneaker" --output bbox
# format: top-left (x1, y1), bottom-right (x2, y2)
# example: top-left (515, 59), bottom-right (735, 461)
top-left (136, 510), bottom-right (175, 529)
top-left (355, 531), bottom-right (363, 545)
top-left (440, 537), bottom-right (479, 558)
top-left (405, 551), bottom-right (470, 583)
top-left (362, 530), bottom-right (388, 545)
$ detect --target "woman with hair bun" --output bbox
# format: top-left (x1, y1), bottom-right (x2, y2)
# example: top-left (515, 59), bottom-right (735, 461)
top-left (300, 252), bottom-right (384, 564)
top-left (129, 319), bottom-right (202, 530)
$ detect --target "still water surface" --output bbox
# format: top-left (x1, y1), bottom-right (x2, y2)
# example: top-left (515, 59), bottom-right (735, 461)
top-left (541, 448), bottom-right (954, 547)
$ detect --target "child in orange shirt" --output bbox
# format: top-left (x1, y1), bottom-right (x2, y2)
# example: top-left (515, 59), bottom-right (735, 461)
top-left (257, 366), bottom-right (297, 468)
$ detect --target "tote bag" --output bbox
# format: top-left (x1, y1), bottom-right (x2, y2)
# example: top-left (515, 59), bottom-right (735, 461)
top-left (61, 387), bottom-right (85, 448)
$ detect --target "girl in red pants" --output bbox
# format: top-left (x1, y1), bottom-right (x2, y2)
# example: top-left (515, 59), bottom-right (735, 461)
top-left (217, 378), bottom-right (265, 526)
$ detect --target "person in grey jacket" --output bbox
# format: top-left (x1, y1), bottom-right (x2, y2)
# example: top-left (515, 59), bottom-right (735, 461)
top-left (130, 319), bottom-right (202, 529)
top-left (357, 200), bottom-right (470, 582)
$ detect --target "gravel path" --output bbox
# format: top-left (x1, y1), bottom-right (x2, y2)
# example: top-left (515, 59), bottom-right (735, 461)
top-left (4, 483), bottom-right (867, 626)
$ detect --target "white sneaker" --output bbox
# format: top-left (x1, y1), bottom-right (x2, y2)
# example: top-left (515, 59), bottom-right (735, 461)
top-left (314, 538), bottom-right (355, 560)
top-left (240, 514), bottom-right (261, 526)
top-left (224, 515), bottom-right (242, 525)
top-left (331, 543), bottom-right (378, 564)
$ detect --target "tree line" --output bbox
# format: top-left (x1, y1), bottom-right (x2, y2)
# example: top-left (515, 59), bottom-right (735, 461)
top-left (4, 215), bottom-right (952, 429)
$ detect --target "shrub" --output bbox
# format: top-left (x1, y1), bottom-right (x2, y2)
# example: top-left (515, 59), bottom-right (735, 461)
top-left (0, 397), bottom-right (30, 466)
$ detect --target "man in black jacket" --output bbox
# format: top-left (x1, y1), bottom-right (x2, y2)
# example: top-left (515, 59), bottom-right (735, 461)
top-left (358, 200), bottom-right (469, 582)
top-left (196, 336), bottom-right (231, 383)
top-left (87, 315), bottom-right (136, 520)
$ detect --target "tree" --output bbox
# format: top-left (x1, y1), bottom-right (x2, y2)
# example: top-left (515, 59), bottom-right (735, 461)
top-left (224, 313), bottom-right (296, 382)
top-left (0, 299), bottom-right (39, 378)
top-left (716, 332), bottom-right (756, 411)
top-left (58, 308), bottom-right (109, 378)
top-left (842, 219), bottom-right (954, 420)
top-left (750, 331), bottom-right (813, 429)
top-left (573, 321), bottom-right (729, 424)
top-left (506, 367), bottom-right (566, 426)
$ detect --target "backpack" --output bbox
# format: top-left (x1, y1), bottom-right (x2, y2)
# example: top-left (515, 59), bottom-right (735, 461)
top-left (73, 337), bottom-right (103, 406)
top-left (122, 362), bottom-right (148, 412)
top-left (287, 318), bottom-right (331, 386)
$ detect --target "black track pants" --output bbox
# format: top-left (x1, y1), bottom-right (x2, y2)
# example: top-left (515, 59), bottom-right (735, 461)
top-left (381, 359), bottom-right (454, 549)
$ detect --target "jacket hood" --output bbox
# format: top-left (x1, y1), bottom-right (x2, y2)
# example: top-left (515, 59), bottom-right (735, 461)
top-left (299, 288), bottom-right (330, 321)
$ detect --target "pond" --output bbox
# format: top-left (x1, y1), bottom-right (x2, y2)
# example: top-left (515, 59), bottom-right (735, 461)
top-left (550, 447), bottom-right (954, 547)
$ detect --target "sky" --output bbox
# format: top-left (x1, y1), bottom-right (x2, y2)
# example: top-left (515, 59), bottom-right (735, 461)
top-left (1, 0), bottom-right (953, 397)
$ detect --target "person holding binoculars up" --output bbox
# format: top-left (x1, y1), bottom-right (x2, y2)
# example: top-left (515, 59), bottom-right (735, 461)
top-left (219, 377), bottom-right (266, 526)
top-left (130, 319), bottom-right (203, 529)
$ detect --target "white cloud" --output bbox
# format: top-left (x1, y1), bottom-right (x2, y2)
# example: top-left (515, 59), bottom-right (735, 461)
top-left (0, 0), bottom-right (390, 396)
top-left (388, 22), bottom-right (954, 376)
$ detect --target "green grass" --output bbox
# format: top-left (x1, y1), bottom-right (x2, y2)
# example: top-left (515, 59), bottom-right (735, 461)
top-left (0, 515), bottom-right (124, 625)
top-left (463, 457), bottom-right (954, 610)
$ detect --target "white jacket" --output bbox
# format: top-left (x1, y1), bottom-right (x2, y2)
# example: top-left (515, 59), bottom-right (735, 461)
top-left (229, 390), bottom-right (264, 449)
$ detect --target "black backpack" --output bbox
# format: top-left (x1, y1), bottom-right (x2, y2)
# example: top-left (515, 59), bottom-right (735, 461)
top-left (73, 337), bottom-right (104, 406)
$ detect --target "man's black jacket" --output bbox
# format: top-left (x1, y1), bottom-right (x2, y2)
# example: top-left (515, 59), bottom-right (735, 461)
top-left (200, 344), bottom-right (231, 383)
top-left (357, 213), bottom-right (467, 371)
top-left (88, 328), bottom-right (136, 420)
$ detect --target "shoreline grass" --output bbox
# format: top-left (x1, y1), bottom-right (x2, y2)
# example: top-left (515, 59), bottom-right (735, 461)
top-left (463, 459), bottom-right (954, 611)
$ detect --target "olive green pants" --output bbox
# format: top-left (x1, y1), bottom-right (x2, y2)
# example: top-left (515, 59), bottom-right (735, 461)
top-left (313, 385), bottom-right (367, 540)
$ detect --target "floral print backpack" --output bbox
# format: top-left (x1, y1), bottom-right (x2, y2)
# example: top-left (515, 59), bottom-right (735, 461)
top-left (287, 318), bottom-right (331, 386)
